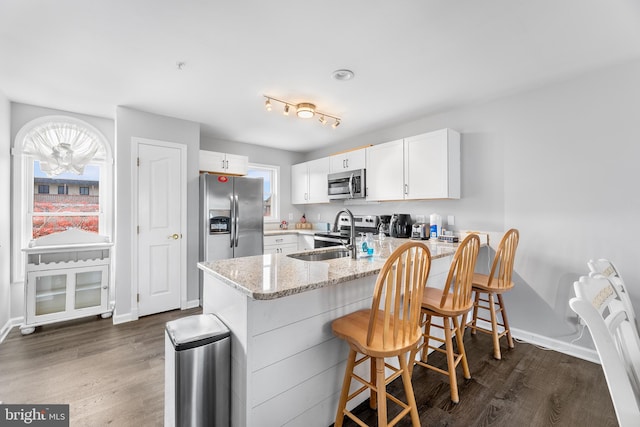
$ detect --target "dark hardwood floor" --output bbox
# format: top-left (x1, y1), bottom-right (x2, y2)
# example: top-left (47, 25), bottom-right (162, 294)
top-left (1, 309), bottom-right (616, 427)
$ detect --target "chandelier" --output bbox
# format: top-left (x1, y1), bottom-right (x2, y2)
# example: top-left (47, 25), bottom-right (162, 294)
top-left (264, 95), bottom-right (341, 128)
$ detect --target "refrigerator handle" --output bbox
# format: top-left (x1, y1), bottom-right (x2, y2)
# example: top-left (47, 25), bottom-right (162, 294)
top-left (230, 195), bottom-right (235, 248)
top-left (234, 194), bottom-right (239, 247)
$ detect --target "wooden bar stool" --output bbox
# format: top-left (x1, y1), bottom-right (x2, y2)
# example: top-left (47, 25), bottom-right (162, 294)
top-left (332, 241), bottom-right (431, 427)
top-left (466, 229), bottom-right (519, 360)
top-left (410, 233), bottom-right (480, 404)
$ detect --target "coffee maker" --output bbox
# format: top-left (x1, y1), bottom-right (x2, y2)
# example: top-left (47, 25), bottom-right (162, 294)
top-left (378, 215), bottom-right (391, 236)
top-left (389, 214), bottom-right (412, 238)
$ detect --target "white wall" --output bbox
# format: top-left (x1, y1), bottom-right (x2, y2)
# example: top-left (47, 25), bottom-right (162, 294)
top-left (301, 58), bottom-right (640, 351)
top-left (114, 106), bottom-right (200, 322)
top-left (0, 91), bottom-right (10, 339)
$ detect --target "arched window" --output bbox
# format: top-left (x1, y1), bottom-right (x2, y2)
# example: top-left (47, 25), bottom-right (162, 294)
top-left (12, 116), bottom-right (113, 280)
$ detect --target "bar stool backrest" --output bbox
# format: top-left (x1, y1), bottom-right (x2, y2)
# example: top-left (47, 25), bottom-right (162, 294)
top-left (368, 241), bottom-right (431, 351)
top-left (440, 234), bottom-right (480, 309)
top-left (486, 229), bottom-right (519, 289)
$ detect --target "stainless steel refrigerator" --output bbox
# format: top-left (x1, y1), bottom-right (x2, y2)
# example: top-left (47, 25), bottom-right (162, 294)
top-left (199, 173), bottom-right (264, 265)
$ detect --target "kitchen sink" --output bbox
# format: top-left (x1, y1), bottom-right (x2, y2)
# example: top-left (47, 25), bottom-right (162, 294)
top-left (287, 248), bottom-right (351, 261)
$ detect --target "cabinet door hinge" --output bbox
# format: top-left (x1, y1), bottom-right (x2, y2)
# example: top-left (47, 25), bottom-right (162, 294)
top-left (137, 225), bottom-right (140, 234)
top-left (137, 293), bottom-right (140, 303)
top-left (137, 157), bottom-right (140, 166)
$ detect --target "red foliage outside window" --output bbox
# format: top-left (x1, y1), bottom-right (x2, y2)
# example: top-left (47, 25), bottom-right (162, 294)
top-left (32, 196), bottom-right (99, 238)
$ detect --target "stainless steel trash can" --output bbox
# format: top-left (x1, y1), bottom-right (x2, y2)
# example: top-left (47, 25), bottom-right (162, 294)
top-left (164, 314), bottom-right (230, 427)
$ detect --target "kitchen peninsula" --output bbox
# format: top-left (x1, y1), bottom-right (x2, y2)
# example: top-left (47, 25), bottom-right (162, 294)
top-left (198, 238), bottom-right (469, 427)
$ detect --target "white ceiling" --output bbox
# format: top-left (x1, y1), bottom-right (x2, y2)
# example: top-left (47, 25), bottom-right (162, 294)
top-left (2, 1), bottom-right (639, 152)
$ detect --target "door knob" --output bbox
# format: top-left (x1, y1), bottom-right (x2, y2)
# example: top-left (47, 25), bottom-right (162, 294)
top-left (170, 233), bottom-right (180, 240)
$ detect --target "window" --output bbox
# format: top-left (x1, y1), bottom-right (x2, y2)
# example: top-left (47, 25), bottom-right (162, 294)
top-left (32, 164), bottom-right (101, 238)
top-left (247, 163), bottom-right (279, 222)
top-left (13, 115), bottom-right (113, 281)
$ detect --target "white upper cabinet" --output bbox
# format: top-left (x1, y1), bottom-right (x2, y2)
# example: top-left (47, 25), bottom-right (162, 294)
top-left (329, 148), bottom-right (366, 173)
top-left (366, 129), bottom-right (460, 201)
top-left (365, 139), bottom-right (405, 201)
top-left (291, 157), bottom-right (330, 204)
top-left (405, 129), bottom-right (460, 199)
top-left (199, 150), bottom-right (248, 175)
top-left (291, 162), bottom-right (309, 205)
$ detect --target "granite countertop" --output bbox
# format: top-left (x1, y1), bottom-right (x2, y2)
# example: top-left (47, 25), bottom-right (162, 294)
top-left (198, 237), bottom-right (462, 300)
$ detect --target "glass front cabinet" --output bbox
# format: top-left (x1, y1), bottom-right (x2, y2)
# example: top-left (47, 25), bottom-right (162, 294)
top-left (21, 229), bottom-right (113, 335)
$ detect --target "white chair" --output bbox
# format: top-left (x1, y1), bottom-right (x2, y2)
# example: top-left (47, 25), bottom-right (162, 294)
top-left (587, 258), bottom-right (638, 336)
top-left (570, 275), bottom-right (640, 427)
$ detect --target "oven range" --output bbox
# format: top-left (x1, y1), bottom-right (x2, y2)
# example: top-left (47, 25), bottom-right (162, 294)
top-left (313, 214), bottom-right (379, 248)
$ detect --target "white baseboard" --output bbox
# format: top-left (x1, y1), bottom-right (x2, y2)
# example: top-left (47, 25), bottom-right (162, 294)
top-left (113, 302), bottom-right (198, 325)
top-left (0, 317), bottom-right (24, 344)
top-left (184, 299), bottom-right (201, 309)
top-left (0, 320), bottom-right (11, 343)
top-left (112, 312), bottom-right (136, 325)
top-left (510, 327), bottom-right (599, 364)
top-left (470, 318), bottom-right (599, 364)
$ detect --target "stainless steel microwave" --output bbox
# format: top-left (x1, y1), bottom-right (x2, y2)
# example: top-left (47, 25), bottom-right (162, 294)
top-left (327, 169), bottom-right (366, 200)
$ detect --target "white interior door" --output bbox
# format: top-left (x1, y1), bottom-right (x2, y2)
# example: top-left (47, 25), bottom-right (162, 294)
top-left (136, 140), bottom-right (185, 316)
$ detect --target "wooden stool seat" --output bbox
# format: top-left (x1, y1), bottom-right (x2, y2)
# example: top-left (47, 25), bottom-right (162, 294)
top-left (421, 287), bottom-right (474, 317)
top-left (332, 241), bottom-right (431, 427)
top-left (470, 272), bottom-right (514, 293)
top-left (467, 229), bottom-right (519, 360)
top-left (332, 309), bottom-right (423, 358)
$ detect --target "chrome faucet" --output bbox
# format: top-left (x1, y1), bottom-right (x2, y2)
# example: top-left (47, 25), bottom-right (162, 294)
top-left (333, 208), bottom-right (357, 259)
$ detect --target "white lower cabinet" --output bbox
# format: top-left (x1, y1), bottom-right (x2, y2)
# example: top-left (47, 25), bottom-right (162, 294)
top-left (25, 265), bottom-right (109, 328)
top-left (22, 251), bottom-right (112, 334)
top-left (21, 229), bottom-right (113, 335)
top-left (297, 234), bottom-right (315, 251)
top-left (263, 234), bottom-right (298, 255)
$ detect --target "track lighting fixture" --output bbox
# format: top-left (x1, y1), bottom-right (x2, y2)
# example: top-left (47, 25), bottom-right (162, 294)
top-left (263, 95), bottom-right (341, 128)
top-left (296, 103), bottom-right (315, 119)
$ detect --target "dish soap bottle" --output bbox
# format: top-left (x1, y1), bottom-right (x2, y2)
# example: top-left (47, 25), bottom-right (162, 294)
top-left (358, 232), bottom-right (368, 257)
top-left (365, 233), bottom-right (374, 256)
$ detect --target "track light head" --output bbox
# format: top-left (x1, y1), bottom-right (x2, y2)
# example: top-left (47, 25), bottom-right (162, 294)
top-left (319, 115), bottom-right (327, 125)
top-left (283, 104), bottom-right (290, 115)
top-left (332, 119), bottom-right (341, 129)
top-left (265, 98), bottom-right (272, 111)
